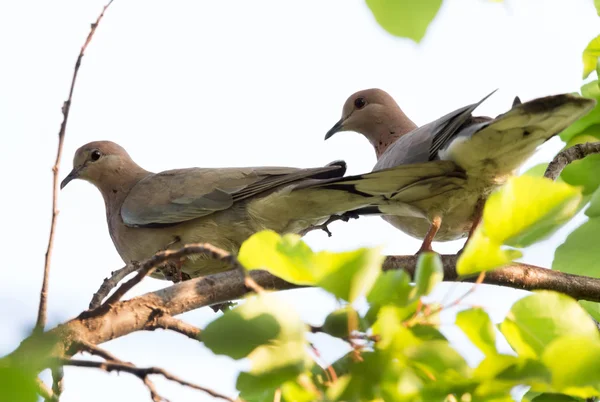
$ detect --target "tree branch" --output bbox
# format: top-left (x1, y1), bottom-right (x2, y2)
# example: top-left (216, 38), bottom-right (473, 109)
top-left (37, 378), bottom-right (58, 402)
top-left (145, 314), bottom-right (201, 341)
top-left (54, 358), bottom-right (237, 402)
top-left (544, 141), bottom-right (600, 180)
top-left (89, 263), bottom-right (140, 309)
top-left (36, 0), bottom-right (114, 333)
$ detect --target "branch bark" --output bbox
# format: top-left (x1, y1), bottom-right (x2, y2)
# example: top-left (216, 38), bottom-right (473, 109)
top-left (36, 0), bottom-right (114, 333)
top-left (544, 141), bottom-right (600, 180)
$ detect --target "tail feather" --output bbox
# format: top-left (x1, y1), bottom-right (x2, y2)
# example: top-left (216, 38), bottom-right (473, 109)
top-left (440, 94), bottom-right (596, 177)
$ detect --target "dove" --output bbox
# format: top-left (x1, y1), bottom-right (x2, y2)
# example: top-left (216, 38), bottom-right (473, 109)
top-left (61, 141), bottom-right (465, 280)
top-left (325, 89), bottom-right (594, 252)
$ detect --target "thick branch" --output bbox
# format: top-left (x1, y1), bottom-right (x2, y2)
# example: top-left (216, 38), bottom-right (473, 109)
top-left (544, 141), bottom-right (600, 180)
top-left (36, 0), bottom-right (114, 333)
top-left (10, 254), bottom-right (600, 375)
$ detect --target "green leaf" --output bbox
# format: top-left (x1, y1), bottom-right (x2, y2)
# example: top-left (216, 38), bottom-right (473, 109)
top-left (365, 0), bottom-right (443, 43)
top-left (500, 291), bottom-right (599, 358)
top-left (367, 269), bottom-right (413, 308)
top-left (321, 306), bottom-right (366, 338)
top-left (413, 252), bottom-right (443, 297)
top-left (0, 364), bottom-right (37, 402)
top-left (561, 154), bottom-right (600, 195)
top-left (553, 218), bottom-right (600, 321)
top-left (531, 394), bottom-right (581, 402)
top-left (456, 308), bottom-right (497, 356)
top-left (238, 231), bottom-right (318, 285)
top-left (583, 35), bottom-right (600, 79)
top-left (481, 176), bottom-right (582, 247)
top-left (595, 0), bottom-right (600, 16)
top-left (586, 186), bottom-right (600, 217)
top-left (239, 231), bottom-right (384, 302)
top-left (522, 162), bottom-right (549, 177)
top-left (404, 340), bottom-right (471, 379)
top-left (281, 377), bottom-right (320, 402)
top-left (542, 335), bottom-right (600, 398)
top-left (456, 226), bottom-right (522, 275)
top-left (203, 293), bottom-right (311, 396)
top-left (372, 306), bottom-right (422, 355)
top-left (560, 81), bottom-right (600, 143)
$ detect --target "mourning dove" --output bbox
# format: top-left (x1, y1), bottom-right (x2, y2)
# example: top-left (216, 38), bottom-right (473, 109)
top-left (325, 89), bottom-right (595, 252)
top-left (61, 141), bottom-right (466, 280)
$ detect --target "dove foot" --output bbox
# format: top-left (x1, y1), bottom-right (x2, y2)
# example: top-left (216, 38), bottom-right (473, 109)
top-left (415, 216), bottom-right (442, 255)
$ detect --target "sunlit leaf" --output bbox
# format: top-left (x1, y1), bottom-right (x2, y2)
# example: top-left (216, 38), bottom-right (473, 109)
top-left (456, 308), bottom-right (497, 356)
top-left (456, 227), bottom-right (521, 275)
top-left (413, 252), bottom-right (444, 297)
top-left (542, 335), bottom-right (600, 398)
top-left (583, 35), bottom-right (600, 79)
top-left (500, 291), bottom-right (599, 358)
top-left (482, 176), bottom-right (582, 247)
top-left (560, 81), bottom-right (600, 143)
top-left (365, 0), bottom-right (443, 43)
top-left (560, 154), bottom-right (600, 195)
top-left (367, 269), bottom-right (413, 307)
top-left (239, 231), bottom-right (384, 302)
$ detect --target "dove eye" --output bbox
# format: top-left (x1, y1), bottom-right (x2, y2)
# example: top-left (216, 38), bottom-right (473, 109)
top-left (90, 150), bottom-right (102, 161)
top-left (354, 97), bottom-right (366, 109)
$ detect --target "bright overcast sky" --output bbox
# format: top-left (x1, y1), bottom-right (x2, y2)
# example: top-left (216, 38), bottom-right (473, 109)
top-left (0, 0), bottom-right (598, 401)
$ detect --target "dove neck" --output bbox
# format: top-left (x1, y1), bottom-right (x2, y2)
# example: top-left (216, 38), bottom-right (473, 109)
top-left (370, 112), bottom-right (417, 159)
top-left (98, 163), bottom-right (150, 213)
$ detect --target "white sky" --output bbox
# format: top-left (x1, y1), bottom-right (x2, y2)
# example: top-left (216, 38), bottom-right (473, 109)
top-left (0, 0), bottom-right (597, 401)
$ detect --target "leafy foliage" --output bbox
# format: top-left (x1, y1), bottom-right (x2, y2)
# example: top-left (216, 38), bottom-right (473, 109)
top-left (365, 0), bottom-right (443, 43)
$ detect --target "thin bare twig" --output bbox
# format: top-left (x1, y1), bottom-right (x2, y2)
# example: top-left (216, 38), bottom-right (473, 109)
top-left (145, 315), bottom-right (201, 340)
top-left (544, 141), bottom-right (600, 180)
top-left (89, 263), bottom-right (140, 309)
top-left (36, 0), bottom-right (115, 333)
top-left (97, 243), bottom-right (243, 312)
top-left (54, 358), bottom-right (237, 402)
top-left (76, 340), bottom-right (123, 362)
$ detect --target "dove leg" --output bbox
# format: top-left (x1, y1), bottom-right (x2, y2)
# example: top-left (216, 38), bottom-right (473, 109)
top-left (416, 216), bottom-right (442, 254)
top-left (458, 198), bottom-right (485, 255)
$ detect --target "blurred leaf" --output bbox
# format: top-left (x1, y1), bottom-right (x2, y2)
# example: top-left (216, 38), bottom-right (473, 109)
top-left (238, 231), bottom-right (318, 284)
top-left (456, 226), bottom-right (522, 275)
top-left (481, 176), bottom-right (582, 247)
top-left (531, 395), bottom-right (581, 402)
top-left (561, 154), bottom-right (600, 195)
top-left (239, 231), bottom-right (384, 302)
top-left (404, 340), bottom-right (470, 379)
top-left (500, 291), bottom-right (599, 358)
top-left (365, 0), bottom-right (443, 43)
top-left (586, 186), bottom-right (600, 217)
top-left (522, 162), bottom-right (549, 177)
top-left (322, 306), bottom-right (366, 338)
top-left (542, 335), bottom-right (600, 398)
top-left (583, 35), bottom-right (600, 79)
top-left (281, 377), bottom-right (320, 402)
top-left (372, 306), bottom-right (422, 355)
top-left (595, 0), bottom-right (600, 16)
top-left (203, 293), bottom-right (311, 396)
top-left (565, 133), bottom-right (600, 149)
top-left (553, 218), bottom-right (600, 321)
top-left (413, 252), bottom-right (444, 297)
top-left (456, 308), bottom-right (497, 356)
top-left (367, 269), bottom-right (413, 307)
top-left (561, 81), bottom-right (600, 143)
top-left (0, 364), bottom-right (37, 402)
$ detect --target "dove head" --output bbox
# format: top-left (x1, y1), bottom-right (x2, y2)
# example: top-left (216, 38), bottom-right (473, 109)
top-left (325, 88), bottom-right (417, 158)
top-left (60, 141), bottom-right (143, 193)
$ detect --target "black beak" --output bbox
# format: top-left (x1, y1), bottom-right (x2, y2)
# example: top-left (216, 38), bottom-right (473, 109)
top-left (324, 119), bottom-right (344, 140)
top-left (60, 167), bottom-right (81, 190)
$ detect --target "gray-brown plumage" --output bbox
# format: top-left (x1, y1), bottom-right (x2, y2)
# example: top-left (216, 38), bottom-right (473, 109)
top-left (325, 89), bottom-right (595, 252)
top-left (61, 141), bottom-right (466, 279)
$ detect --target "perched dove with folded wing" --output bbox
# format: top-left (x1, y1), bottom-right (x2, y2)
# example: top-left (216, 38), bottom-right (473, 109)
top-left (325, 89), bottom-right (595, 252)
top-left (61, 141), bottom-right (467, 280)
